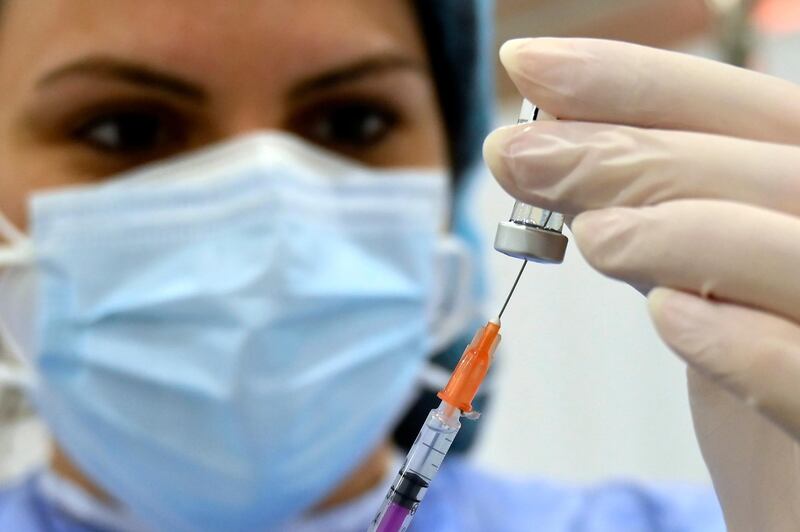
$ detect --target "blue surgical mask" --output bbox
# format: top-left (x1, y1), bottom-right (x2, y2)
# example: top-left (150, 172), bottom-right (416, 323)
top-left (0, 133), bottom-right (476, 531)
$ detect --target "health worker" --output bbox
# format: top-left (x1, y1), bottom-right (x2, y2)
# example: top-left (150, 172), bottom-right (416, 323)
top-left (0, 1), bottom-right (797, 531)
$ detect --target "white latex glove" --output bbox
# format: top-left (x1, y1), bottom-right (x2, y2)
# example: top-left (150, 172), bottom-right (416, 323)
top-left (484, 38), bottom-right (800, 531)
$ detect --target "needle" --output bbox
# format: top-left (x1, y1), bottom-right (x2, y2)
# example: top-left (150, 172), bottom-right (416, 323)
top-left (497, 260), bottom-right (527, 320)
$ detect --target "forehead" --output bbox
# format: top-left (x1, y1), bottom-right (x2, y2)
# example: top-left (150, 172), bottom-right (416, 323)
top-left (0, 0), bottom-right (427, 89)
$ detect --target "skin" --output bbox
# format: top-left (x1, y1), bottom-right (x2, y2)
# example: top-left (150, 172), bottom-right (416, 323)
top-left (0, 0), bottom-right (447, 514)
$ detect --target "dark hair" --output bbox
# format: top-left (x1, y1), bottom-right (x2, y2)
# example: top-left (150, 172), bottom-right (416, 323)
top-left (414, 0), bottom-right (493, 183)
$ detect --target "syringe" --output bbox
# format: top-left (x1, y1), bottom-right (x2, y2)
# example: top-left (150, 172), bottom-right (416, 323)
top-left (369, 319), bottom-right (502, 532)
top-left (369, 99), bottom-right (567, 532)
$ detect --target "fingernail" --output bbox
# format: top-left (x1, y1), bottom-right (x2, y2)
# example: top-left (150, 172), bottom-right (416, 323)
top-left (483, 124), bottom-right (568, 197)
top-left (647, 287), bottom-right (673, 314)
top-left (498, 38), bottom-right (580, 98)
top-left (648, 288), bottom-right (715, 357)
top-left (570, 209), bottom-right (630, 247)
top-left (649, 288), bottom-right (710, 327)
top-left (498, 38), bottom-right (533, 74)
top-left (482, 126), bottom-right (519, 187)
top-left (569, 208), bottom-right (645, 274)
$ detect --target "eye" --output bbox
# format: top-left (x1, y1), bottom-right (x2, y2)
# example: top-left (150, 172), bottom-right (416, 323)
top-left (71, 107), bottom-right (186, 155)
top-left (293, 100), bottom-right (400, 150)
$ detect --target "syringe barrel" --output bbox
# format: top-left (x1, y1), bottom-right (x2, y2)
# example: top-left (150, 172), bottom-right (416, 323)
top-left (494, 99), bottom-right (568, 263)
top-left (369, 402), bottom-right (461, 532)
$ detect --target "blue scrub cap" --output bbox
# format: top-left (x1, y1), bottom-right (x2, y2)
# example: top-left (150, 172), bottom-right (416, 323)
top-left (393, 0), bottom-right (495, 454)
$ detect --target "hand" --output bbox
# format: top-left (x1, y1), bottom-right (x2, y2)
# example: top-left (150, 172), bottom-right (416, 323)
top-left (483, 38), bottom-right (800, 530)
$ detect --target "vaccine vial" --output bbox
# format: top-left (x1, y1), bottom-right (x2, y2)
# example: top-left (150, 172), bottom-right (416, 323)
top-left (493, 100), bottom-right (568, 263)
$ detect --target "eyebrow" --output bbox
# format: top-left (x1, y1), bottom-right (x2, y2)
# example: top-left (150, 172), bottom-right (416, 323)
top-left (36, 57), bottom-right (207, 101)
top-left (35, 53), bottom-right (426, 103)
top-left (287, 54), bottom-right (427, 100)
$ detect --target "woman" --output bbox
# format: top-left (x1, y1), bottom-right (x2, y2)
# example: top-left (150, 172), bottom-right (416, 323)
top-left (0, 0), bottom-right (797, 530)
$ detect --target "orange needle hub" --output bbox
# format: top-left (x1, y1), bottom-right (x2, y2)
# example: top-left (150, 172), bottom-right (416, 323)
top-left (437, 319), bottom-right (501, 413)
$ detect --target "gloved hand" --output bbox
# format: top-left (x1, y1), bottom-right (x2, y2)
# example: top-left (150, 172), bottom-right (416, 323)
top-left (484, 37), bottom-right (800, 531)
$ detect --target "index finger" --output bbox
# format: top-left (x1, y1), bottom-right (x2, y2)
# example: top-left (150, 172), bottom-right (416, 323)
top-left (501, 38), bottom-right (800, 145)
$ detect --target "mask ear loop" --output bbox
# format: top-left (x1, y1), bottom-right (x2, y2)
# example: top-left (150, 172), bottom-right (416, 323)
top-left (419, 235), bottom-right (479, 393)
top-left (0, 212), bottom-right (27, 244)
top-left (0, 245), bottom-right (34, 265)
top-left (0, 213), bottom-right (34, 265)
top-left (0, 358), bottom-right (35, 391)
top-left (0, 308), bottom-right (38, 397)
top-left (0, 341), bottom-right (38, 453)
top-left (0, 211), bottom-right (36, 386)
top-left (427, 235), bottom-right (478, 354)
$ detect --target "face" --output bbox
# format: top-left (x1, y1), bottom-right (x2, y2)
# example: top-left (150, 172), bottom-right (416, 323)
top-left (0, 0), bottom-right (448, 232)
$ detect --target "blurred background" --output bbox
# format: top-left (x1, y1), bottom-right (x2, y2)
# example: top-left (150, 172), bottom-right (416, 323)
top-left (2, 0), bottom-right (800, 487)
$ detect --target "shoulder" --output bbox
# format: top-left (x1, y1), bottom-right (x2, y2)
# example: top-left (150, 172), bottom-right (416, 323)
top-left (412, 459), bottom-right (725, 532)
top-left (0, 475), bottom-right (52, 531)
top-left (578, 479), bottom-right (725, 531)
top-left (0, 478), bottom-right (27, 516)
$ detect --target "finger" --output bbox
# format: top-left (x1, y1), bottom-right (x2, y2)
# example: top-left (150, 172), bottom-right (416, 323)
top-left (483, 120), bottom-right (800, 217)
top-left (499, 37), bottom-right (800, 144)
top-left (687, 368), bottom-right (800, 529)
top-left (570, 200), bottom-right (800, 324)
top-left (649, 288), bottom-right (800, 442)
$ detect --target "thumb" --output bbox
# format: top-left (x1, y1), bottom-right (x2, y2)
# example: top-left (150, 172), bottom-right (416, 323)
top-left (648, 287), bottom-right (800, 442)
